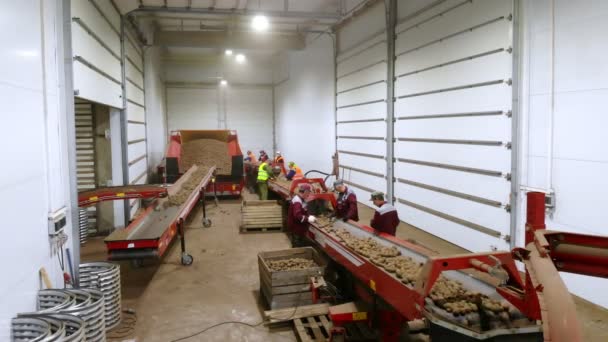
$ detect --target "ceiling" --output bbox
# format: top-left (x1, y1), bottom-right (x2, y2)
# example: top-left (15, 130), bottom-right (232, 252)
top-left (116, 0), bottom-right (355, 35)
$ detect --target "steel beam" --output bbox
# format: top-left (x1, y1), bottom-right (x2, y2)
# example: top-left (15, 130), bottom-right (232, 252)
top-left (509, 0), bottom-right (521, 249)
top-left (385, 0), bottom-right (396, 204)
top-left (59, 0), bottom-right (80, 286)
top-left (132, 6), bottom-right (341, 20)
top-left (120, 16), bottom-right (131, 224)
top-left (154, 30), bottom-right (305, 50)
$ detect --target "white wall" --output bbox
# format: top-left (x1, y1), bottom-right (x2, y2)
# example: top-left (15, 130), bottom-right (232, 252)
top-left (0, 0), bottom-right (75, 337)
top-left (274, 34), bottom-right (336, 175)
top-left (164, 50), bottom-right (275, 156)
top-left (144, 46), bottom-right (167, 172)
top-left (518, 0), bottom-right (608, 308)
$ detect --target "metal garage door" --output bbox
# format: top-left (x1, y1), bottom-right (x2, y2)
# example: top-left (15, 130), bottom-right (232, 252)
top-left (393, 0), bottom-right (516, 251)
top-left (336, 2), bottom-right (388, 204)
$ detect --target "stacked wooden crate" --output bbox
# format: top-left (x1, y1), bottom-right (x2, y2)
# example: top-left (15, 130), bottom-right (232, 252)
top-left (258, 248), bottom-right (326, 309)
top-left (241, 200), bottom-right (283, 233)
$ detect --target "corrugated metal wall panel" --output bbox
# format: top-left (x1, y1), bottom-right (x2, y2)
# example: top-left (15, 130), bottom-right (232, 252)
top-left (393, 0), bottom-right (514, 251)
top-left (336, 2), bottom-right (388, 209)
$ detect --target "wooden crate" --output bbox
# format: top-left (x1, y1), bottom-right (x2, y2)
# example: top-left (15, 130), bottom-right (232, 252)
top-left (241, 200), bottom-right (284, 233)
top-left (258, 247), bottom-right (326, 309)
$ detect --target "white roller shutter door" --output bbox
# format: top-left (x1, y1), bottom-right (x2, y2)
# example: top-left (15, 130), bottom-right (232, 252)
top-left (336, 2), bottom-right (388, 204)
top-left (393, 0), bottom-right (515, 251)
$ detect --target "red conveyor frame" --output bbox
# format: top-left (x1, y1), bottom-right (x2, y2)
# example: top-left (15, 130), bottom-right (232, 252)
top-left (103, 166), bottom-right (216, 263)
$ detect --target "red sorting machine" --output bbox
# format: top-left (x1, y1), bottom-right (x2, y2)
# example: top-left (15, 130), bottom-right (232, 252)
top-left (161, 130), bottom-right (245, 197)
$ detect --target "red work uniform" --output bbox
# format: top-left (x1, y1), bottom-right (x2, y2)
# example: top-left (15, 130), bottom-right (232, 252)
top-left (336, 187), bottom-right (359, 222)
top-left (287, 195), bottom-right (309, 237)
top-left (370, 202), bottom-right (399, 236)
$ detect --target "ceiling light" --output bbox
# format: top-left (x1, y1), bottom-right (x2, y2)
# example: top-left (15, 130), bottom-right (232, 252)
top-left (251, 15), bottom-right (269, 31)
top-left (235, 54), bottom-right (246, 64)
top-left (220, 79), bottom-right (228, 86)
top-left (225, 49), bottom-right (233, 56)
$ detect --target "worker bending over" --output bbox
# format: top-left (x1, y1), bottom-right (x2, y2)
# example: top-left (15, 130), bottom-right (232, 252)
top-left (288, 184), bottom-right (317, 247)
top-left (244, 150), bottom-right (257, 163)
top-left (286, 161), bottom-right (304, 180)
top-left (257, 155), bottom-right (273, 200)
top-left (370, 192), bottom-right (399, 236)
top-left (274, 151), bottom-right (287, 175)
top-left (334, 179), bottom-right (359, 222)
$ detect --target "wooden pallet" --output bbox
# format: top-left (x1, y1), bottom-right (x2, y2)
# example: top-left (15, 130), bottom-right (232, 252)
top-left (294, 314), bottom-right (333, 342)
top-left (241, 200), bottom-right (283, 233)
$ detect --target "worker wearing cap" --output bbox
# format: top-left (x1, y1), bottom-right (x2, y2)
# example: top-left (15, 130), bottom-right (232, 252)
top-left (274, 151), bottom-right (287, 175)
top-left (370, 192), bottom-right (399, 236)
top-left (257, 155), bottom-right (273, 200)
top-left (286, 162), bottom-right (304, 181)
top-left (259, 150), bottom-right (267, 161)
top-left (288, 184), bottom-right (317, 247)
top-left (334, 179), bottom-right (359, 222)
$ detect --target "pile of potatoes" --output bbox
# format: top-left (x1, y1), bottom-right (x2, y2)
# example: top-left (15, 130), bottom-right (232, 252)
top-left (167, 166), bottom-right (211, 207)
top-left (267, 258), bottom-right (317, 272)
top-left (320, 225), bottom-right (519, 326)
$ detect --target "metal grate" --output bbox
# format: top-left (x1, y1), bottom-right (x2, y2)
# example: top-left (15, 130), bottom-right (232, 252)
top-left (75, 100), bottom-right (97, 235)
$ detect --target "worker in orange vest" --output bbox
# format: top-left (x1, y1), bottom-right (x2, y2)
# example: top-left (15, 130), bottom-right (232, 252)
top-left (274, 151), bottom-right (287, 175)
top-left (286, 162), bottom-right (304, 180)
top-left (244, 150), bottom-right (257, 163)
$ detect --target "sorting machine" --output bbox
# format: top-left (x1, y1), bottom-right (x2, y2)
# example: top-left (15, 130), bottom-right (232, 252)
top-left (79, 166), bottom-right (216, 266)
top-left (161, 130), bottom-right (245, 196)
top-left (266, 178), bottom-right (607, 341)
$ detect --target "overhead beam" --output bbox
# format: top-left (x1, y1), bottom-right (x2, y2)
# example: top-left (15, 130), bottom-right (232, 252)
top-left (155, 30), bottom-right (305, 50)
top-left (132, 6), bottom-right (341, 20)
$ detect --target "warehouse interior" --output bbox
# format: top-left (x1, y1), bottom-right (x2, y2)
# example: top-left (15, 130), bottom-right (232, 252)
top-left (2, 0), bottom-right (608, 341)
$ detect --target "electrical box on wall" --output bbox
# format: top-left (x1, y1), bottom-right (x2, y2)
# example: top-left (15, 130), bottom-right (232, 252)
top-left (48, 207), bottom-right (67, 235)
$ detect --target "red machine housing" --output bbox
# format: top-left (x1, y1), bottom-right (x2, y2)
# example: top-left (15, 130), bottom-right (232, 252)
top-left (162, 130), bottom-right (244, 196)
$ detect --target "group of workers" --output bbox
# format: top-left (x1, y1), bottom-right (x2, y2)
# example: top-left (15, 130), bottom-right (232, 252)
top-left (246, 150), bottom-right (303, 200)
top-left (245, 149), bottom-right (400, 247)
top-left (288, 179), bottom-right (400, 247)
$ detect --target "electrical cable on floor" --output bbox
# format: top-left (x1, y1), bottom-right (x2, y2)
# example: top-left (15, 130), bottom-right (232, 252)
top-left (169, 286), bottom-right (308, 342)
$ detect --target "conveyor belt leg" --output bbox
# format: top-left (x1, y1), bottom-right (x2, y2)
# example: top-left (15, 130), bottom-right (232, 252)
top-left (200, 188), bottom-right (212, 228)
top-left (178, 219), bottom-right (193, 266)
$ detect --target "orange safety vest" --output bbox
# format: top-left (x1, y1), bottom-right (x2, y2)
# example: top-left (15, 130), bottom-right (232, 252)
top-left (292, 166), bottom-right (304, 180)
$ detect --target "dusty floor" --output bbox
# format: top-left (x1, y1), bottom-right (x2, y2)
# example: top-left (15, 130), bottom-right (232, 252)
top-left (81, 193), bottom-right (608, 341)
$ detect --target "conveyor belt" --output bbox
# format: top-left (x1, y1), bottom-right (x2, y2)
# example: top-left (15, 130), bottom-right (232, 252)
top-left (104, 165), bottom-right (216, 260)
top-left (308, 220), bottom-right (542, 340)
top-left (78, 185), bottom-right (168, 207)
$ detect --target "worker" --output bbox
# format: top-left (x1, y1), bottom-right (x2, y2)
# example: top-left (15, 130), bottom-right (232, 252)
top-left (259, 150), bottom-right (267, 161)
top-left (286, 161), bottom-right (304, 181)
top-left (334, 179), bottom-right (359, 222)
top-left (274, 151), bottom-right (287, 175)
top-left (244, 150), bottom-right (257, 163)
top-left (369, 192), bottom-right (399, 236)
top-left (257, 155), bottom-right (273, 200)
top-left (287, 183), bottom-right (317, 247)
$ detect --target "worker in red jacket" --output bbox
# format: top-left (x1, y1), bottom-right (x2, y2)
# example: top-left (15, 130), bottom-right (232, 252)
top-left (334, 179), bottom-right (359, 222)
top-left (370, 191), bottom-right (399, 236)
top-left (287, 184), bottom-right (317, 247)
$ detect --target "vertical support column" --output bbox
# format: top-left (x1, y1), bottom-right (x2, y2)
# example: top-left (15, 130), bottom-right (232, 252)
top-left (333, 33), bottom-right (339, 154)
top-left (59, 0), bottom-right (80, 286)
top-left (525, 192), bottom-right (546, 245)
top-left (385, 0), bottom-right (397, 204)
top-left (272, 86), bottom-right (277, 155)
top-left (509, 0), bottom-right (521, 249)
top-left (120, 16), bottom-right (130, 225)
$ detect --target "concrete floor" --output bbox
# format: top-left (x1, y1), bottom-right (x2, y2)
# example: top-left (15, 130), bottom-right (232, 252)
top-left (81, 193), bottom-right (608, 341)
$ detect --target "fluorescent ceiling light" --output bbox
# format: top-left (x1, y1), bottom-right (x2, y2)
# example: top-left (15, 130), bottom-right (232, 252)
top-left (251, 15), bottom-right (269, 31)
top-left (225, 49), bottom-right (233, 56)
top-left (220, 79), bottom-right (228, 86)
top-left (235, 54), bottom-right (246, 64)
